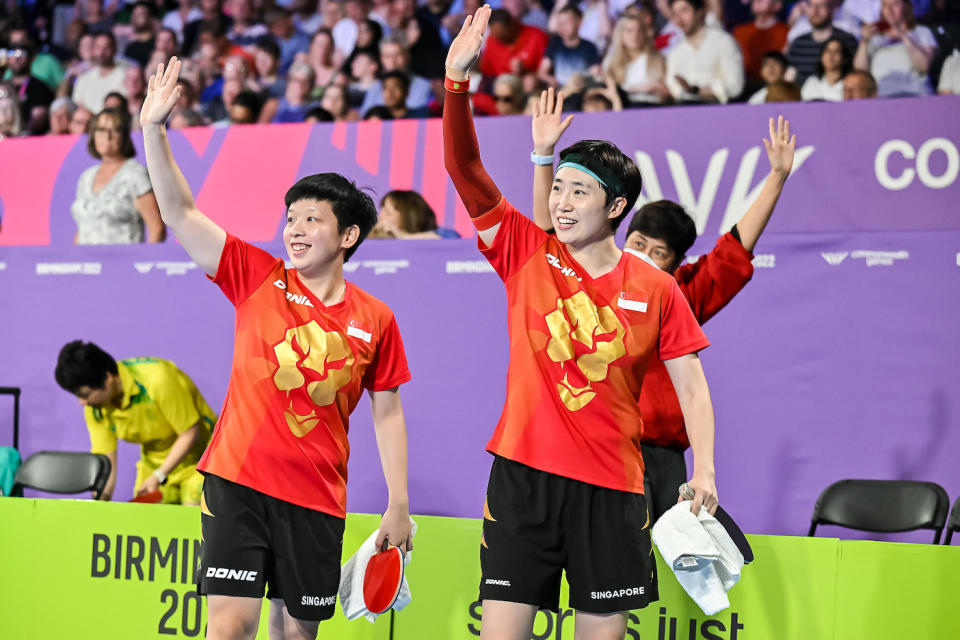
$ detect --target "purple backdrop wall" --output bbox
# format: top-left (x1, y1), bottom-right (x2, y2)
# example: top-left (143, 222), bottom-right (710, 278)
top-left (1, 97), bottom-right (958, 540)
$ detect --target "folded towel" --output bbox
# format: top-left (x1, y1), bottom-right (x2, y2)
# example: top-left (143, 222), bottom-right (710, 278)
top-left (339, 518), bottom-right (417, 622)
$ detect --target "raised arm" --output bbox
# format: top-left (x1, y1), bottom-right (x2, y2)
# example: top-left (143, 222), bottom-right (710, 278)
top-left (531, 87), bottom-right (573, 232)
top-left (141, 57), bottom-right (226, 277)
top-left (443, 5), bottom-right (504, 248)
top-left (736, 115), bottom-right (796, 252)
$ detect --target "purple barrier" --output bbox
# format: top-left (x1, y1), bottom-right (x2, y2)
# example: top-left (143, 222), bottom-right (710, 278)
top-left (1, 230), bottom-right (958, 540)
top-left (1, 97), bottom-right (959, 246)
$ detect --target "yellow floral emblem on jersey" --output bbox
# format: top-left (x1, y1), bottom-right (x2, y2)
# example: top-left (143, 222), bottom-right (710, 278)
top-left (272, 320), bottom-right (355, 437)
top-left (544, 291), bottom-right (626, 411)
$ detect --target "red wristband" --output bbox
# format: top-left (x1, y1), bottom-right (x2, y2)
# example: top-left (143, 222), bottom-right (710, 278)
top-left (444, 75), bottom-right (469, 94)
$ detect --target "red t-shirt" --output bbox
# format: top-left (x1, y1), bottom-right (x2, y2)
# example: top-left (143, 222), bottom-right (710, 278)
top-left (480, 25), bottom-right (549, 77)
top-left (481, 201), bottom-right (710, 494)
top-left (733, 22), bottom-right (789, 81)
top-left (197, 235), bottom-right (411, 517)
top-left (639, 232), bottom-right (754, 449)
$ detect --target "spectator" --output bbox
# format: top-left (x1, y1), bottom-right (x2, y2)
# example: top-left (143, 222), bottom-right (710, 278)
top-left (154, 27), bottom-right (180, 61)
top-left (123, 1), bottom-right (159, 68)
top-left (764, 78), bottom-right (802, 100)
top-left (3, 42), bottom-right (55, 134)
top-left (801, 36), bottom-right (852, 99)
top-left (264, 8), bottom-right (310, 74)
top-left (69, 105), bottom-right (93, 134)
top-left (787, 0), bottom-right (861, 44)
top-left (226, 0), bottom-right (269, 49)
top-left (292, 0), bottom-right (324, 35)
top-left (48, 97), bottom-right (78, 134)
top-left (0, 87), bottom-right (22, 139)
top-left (162, 0), bottom-right (203, 43)
top-left (103, 91), bottom-right (129, 112)
top-left (79, 0), bottom-right (115, 33)
top-left (665, 0), bottom-right (745, 102)
top-left (301, 28), bottom-right (340, 95)
top-left (122, 65), bottom-right (147, 126)
top-left (842, 67), bottom-right (879, 97)
top-left (786, 0), bottom-right (859, 86)
top-left (502, 0), bottom-right (550, 32)
top-left (539, 4), bottom-right (602, 89)
top-left (363, 104), bottom-right (394, 119)
top-left (204, 75), bottom-right (243, 121)
top-left (854, 0), bottom-right (937, 96)
top-left (603, 13), bottom-right (669, 104)
top-left (387, 0), bottom-right (447, 78)
top-left (579, 0), bottom-right (614, 51)
top-left (348, 50), bottom-right (381, 107)
top-left (374, 189), bottom-right (459, 238)
top-left (168, 106), bottom-right (207, 128)
top-left (359, 35), bottom-right (433, 112)
top-left (748, 50), bottom-right (788, 102)
top-left (491, 73), bottom-right (526, 114)
top-left (733, 0), bottom-right (789, 87)
top-left (320, 82), bottom-right (360, 120)
top-left (3, 22), bottom-right (65, 92)
top-left (380, 69), bottom-right (430, 118)
top-left (260, 61), bottom-right (319, 122)
top-left (54, 341), bottom-right (215, 505)
top-left (345, 18), bottom-right (384, 70)
top-left (304, 105), bottom-right (335, 122)
top-left (417, 0), bottom-right (457, 46)
top-left (183, 0), bottom-right (232, 56)
top-left (229, 89), bottom-right (263, 123)
top-left (197, 18), bottom-right (256, 81)
top-left (252, 36), bottom-right (286, 98)
top-left (71, 107), bottom-right (164, 244)
top-left (480, 8), bottom-right (549, 81)
top-left (72, 31), bottom-right (129, 113)
top-left (333, 0), bottom-right (370, 59)
top-left (62, 31), bottom-right (96, 95)
top-left (939, 48), bottom-right (960, 94)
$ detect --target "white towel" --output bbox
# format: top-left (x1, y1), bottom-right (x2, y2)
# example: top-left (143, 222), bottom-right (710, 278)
top-left (651, 502), bottom-right (744, 615)
top-left (338, 519), bottom-right (416, 622)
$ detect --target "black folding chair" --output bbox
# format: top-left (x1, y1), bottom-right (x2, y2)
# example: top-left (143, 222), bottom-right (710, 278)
top-left (11, 451), bottom-right (112, 500)
top-left (945, 496), bottom-right (960, 545)
top-left (808, 479), bottom-right (950, 544)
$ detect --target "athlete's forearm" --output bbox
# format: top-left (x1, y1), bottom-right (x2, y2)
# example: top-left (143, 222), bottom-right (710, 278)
top-left (370, 390), bottom-right (410, 509)
top-left (158, 424), bottom-right (201, 476)
top-left (736, 169), bottom-right (787, 253)
top-left (141, 123), bottom-right (199, 228)
top-left (665, 355), bottom-right (716, 480)
top-left (532, 161), bottom-right (553, 231)
top-left (442, 87), bottom-right (502, 219)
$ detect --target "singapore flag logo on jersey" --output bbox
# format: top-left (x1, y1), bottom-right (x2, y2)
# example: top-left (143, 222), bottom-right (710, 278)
top-left (617, 291), bottom-right (648, 313)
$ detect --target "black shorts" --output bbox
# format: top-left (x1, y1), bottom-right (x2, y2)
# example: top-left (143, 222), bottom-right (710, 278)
top-left (479, 456), bottom-right (658, 614)
top-left (196, 474), bottom-right (345, 621)
top-left (641, 443), bottom-right (688, 524)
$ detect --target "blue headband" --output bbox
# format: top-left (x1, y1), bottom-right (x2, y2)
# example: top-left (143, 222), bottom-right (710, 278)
top-left (556, 161), bottom-right (608, 188)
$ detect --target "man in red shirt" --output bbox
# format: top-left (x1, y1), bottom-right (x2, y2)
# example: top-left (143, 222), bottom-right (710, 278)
top-left (446, 8), bottom-right (718, 639)
top-left (141, 57), bottom-right (413, 639)
top-left (530, 89), bottom-right (797, 522)
top-left (733, 0), bottom-right (790, 87)
top-left (479, 8), bottom-right (548, 80)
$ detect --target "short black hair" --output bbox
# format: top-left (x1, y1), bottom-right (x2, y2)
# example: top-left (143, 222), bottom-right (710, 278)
top-left (131, 0), bottom-right (156, 17)
top-left (284, 174), bottom-right (378, 260)
top-left (559, 3), bottom-right (583, 19)
top-left (363, 105), bottom-right (394, 120)
top-left (304, 105), bottom-right (334, 121)
top-left (381, 70), bottom-right (410, 93)
top-left (55, 341), bottom-right (118, 394)
top-left (489, 8), bottom-right (515, 26)
top-left (93, 29), bottom-right (117, 48)
top-left (233, 90), bottom-right (264, 119)
top-left (255, 34), bottom-right (281, 59)
top-left (199, 18), bottom-right (229, 39)
top-left (761, 50), bottom-right (788, 68)
top-left (669, 0), bottom-right (704, 9)
top-left (557, 139), bottom-right (643, 233)
top-left (627, 200), bottom-right (697, 262)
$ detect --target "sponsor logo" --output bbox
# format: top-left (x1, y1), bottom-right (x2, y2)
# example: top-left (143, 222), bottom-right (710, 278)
top-left (618, 291), bottom-right (648, 313)
top-left (273, 279), bottom-right (314, 306)
top-left (821, 252), bottom-right (849, 266)
top-left (205, 567), bottom-right (258, 581)
top-left (875, 137), bottom-right (959, 191)
top-left (356, 260), bottom-right (410, 275)
top-left (134, 261), bottom-right (197, 276)
top-left (301, 594), bottom-right (337, 607)
top-left (852, 250), bottom-right (909, 267)
top-left (591, 587), bottom-right (645, 599)
top-left (446, 260), bottom-right (495, 274)
top-left (484, 578), bottom-right (511, 586)
top-left (347, 320), bottom-right (372, 343)
top-left (36, 262), bottom-right (101, 275)
top-left (545, 253), bottom-right (582, 281)
top-left (752, 254), bottom-right (775, 268)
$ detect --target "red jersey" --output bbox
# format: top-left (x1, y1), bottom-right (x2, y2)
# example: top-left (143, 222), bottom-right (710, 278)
top-left (197, 234), bottom-right (411, 517)
top-left (481, 201), bottom-right (710, 494)
top-left (639, 232), bottom-right (754, 449)
top-left (733, 22), bottom-right (789, 81)
top-left (480, 25), bottom-right (549, 77)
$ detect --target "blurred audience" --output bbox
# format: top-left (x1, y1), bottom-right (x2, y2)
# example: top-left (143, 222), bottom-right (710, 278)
top-left (665, 0), bottom-right (745, 103)
top-left (72, 31), bottom-right (128, 113)
top-left (603, 13), bottom-right (669, 104)
top-left (373, 189), bottom-right (459, 238)
top-left (786, 0), bottom-right (859, 87)
top-left (748, 50), bottom-right (788, 102)
top-left (854, 0), bottom-right (938, 96)
top-left (538, 4), bottom-right (602, 89)
top-left (733, 0), bottom-right (788, 87)
top-left (843, 68), bottom-right (879, 98)
top-left (801, 36), bottom-right (852, 100)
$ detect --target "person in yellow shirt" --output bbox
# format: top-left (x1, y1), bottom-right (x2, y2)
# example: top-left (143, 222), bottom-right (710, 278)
top-left (54, 340), bottom-right (215, 505)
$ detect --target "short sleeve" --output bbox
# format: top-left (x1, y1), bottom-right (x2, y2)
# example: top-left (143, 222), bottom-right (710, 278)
top-left (127, 161), bottom-right (153, 199)
top-left (211, 233), bottom-right (282, 306)
top-left (479, 201), bottom-right (549, 282)
top-left (86, 409), bottom-right (118, 454)
top-left (362, 315), bottom-right (412, 391)
top-left (150, 365), bottom-right (202, 434)
top-left (658, 279), bottom-right (710, 361)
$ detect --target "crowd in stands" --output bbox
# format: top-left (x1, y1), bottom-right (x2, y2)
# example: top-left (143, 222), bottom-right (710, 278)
top-left (1, 0), bottom-right (958, 141)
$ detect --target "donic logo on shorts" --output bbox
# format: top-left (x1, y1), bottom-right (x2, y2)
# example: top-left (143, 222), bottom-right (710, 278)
top-left (591, 587), bottom-right (644, 599)
top-left (206, 567), bottom-right (258, 581)
top-left (301, 594), bottom-right (337, 606)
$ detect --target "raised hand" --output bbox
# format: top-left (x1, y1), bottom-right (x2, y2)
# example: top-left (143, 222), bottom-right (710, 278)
top-left (531, 87), bottom-right (574, 155)
top-left (445, 4), bottom-right (491, 81)
top-left (140, 57), bottom-right (182, 129)
top-left (763, 115), bottom-right (796, 177)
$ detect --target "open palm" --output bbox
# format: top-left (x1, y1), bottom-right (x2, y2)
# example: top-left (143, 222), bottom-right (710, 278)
top-left (140, 57), bottom-right (182, 128)
top-left (763, 115), bottom-right (797, 176)
top-left (532, 87), bottom-right (574, 153)
top-left (445, 5), bottom-right (491, 78)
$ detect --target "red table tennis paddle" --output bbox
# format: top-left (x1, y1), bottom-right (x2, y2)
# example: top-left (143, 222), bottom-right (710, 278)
top-left (129, 489), bottom-right (163, 504)
top-left (363, 541), bottom-right (404, 615)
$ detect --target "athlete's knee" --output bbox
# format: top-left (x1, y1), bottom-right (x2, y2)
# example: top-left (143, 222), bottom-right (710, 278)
top-left (573, 610), bottom-right (628, 640)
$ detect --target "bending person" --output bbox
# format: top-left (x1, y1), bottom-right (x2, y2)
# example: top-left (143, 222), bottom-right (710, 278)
top-left (140, 57), bottom-right (413, 640)
top-left (444, 7), bottom-right (718, 639)
top-left (531, 89), bottom-right (796, 521)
